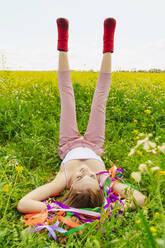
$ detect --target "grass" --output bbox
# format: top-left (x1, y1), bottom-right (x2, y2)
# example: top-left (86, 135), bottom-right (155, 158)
top-left (0, 70), bottom-right (165, 247)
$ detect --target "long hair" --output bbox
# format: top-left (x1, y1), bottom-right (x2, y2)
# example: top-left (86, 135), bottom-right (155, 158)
top-left (60, 187), bottom-right (104, 208)
top-left (58, 188), bottom-right (105, 243)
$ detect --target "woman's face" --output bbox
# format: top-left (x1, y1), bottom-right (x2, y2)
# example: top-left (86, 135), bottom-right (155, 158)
top-left (70, 165), bottom-right (100, 191)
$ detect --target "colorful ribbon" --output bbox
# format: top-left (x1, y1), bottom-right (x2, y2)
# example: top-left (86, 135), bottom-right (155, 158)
top-left (23, 166), bottom-right (140, 242)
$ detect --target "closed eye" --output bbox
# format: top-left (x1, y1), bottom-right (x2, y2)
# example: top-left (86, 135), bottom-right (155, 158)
top-left (77, 175), bottom-right (83, 181)
top-left (90, 175), bottom-right (95, 179)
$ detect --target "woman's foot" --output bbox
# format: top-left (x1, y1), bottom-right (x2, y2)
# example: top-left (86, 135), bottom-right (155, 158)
top-left (56, 17), bottom-right (69, 52)
top-left (103, 18), bottom-right (116, 53)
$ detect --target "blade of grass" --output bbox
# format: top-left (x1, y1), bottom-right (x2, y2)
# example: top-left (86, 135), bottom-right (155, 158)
top-left (133, 199), bottom-right (157, 248)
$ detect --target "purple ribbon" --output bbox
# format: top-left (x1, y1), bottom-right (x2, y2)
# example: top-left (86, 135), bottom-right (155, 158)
top-left (29, 167), bottom-right (126, 242)
top-left (30, 220), bottom-right (67, 241)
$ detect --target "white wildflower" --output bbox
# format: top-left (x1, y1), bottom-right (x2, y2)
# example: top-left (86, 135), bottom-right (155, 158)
top-left (138, 133), bottom-right (145, 137)
top-left (5, 156), bottom-right (9, 160)
top-left (8, 159), bottom-right (19, 167)
top-left (137, 137), bottom-right (149, 146)
top-left (147, 160), bottom-right (154, 165)
top-left (143, 141), bottom-right (156, 151)
top-left (156, 239), bottom-right (164, 246)
top-left (151, 166), bottom-right (160, 172)
top-left (155, 136), bottom-right (161, 142)
top-left (143, 142), bottom-right (150, 151)
top-left (157, 143), bottom-right (165, 153)
top-left (131, 172), bottom-right (141, 183)
top-left (151, 149), bottom-right (157, 155)
top-left (148, 141), bottom-right (156, 148)
top-left (139, 163), bottom-right (148, 173)
top-left (128, 148), bottom-right (135, 156)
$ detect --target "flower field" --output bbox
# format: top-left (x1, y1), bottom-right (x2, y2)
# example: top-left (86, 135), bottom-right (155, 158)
top-left (0, 70), bottom-right (165, 247)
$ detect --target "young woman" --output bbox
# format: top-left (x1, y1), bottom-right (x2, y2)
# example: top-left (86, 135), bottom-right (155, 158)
top-left (17, 17), bottom-right (145, 214)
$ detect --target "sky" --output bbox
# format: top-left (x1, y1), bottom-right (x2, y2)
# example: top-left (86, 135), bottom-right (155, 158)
top-left (0, 0), bottom-right (165, 71)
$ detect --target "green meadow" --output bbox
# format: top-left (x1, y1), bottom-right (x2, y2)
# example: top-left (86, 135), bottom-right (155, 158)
top-left (0, 70), bottom-right (165, 247)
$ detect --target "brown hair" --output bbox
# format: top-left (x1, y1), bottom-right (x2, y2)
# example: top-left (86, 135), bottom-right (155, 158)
top-left (60, 187), bottom-right (104, 208)
top-left (58, 188), bottom-right (104, 243)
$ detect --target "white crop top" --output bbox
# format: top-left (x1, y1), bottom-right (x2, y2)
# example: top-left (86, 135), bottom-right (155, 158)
top-left (62, 147), bottom-right (104, 164)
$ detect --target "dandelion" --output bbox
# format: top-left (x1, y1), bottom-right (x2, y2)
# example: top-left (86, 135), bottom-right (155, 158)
top-left (131, 172), bottom-right (141, 183)
top-left (15, 165), bottom-right (23, 173)
top-left (138, 163), bottom-right (148, 173)
top-left (2, 184), bottom-right (9, 192)
top-left (136, 219), bottom-right (141, 224)
top-left (150, 226), bottom-right (157, 232)
top-left (133, 119), bottom-right (138, 124)
top-left (158, 170), bottom-right (165, 176)
top-left (133, 130), bottom-right (139, 135)
top-left (135, 150), bottom-right (143, 156)
top-left (155, 212), bottom-right (160, 217)
top-left (144, 109), bottom-right (151, 115)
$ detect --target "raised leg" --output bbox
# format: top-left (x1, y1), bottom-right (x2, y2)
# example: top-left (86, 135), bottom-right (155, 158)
top-left (83, 18), bottom-right (116, 155)
top-left (58, 51), bottom-right (80, 152)
top-left (56, 18), bottom-right (81, 158)
top-left (83, 52), bottom-right (112, 154)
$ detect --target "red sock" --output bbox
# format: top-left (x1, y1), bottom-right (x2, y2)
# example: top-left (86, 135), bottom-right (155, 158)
top-left (103, 18), bottom-right (116, 53)
top-left (56, 18), bottom-right (69, 52)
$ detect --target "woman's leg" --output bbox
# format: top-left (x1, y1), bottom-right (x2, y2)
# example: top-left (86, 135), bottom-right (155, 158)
top-left (58, 52), bottom-right (81, 158)
top-left (84, 18), bottom-right (116, 156)
top-left (57, 19), bottom-right (80, 159)
top-left (83, 53), bottom-right (112, 155)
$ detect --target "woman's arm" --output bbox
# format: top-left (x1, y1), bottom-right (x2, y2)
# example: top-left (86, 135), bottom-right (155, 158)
top-left (17, 171), bottom-right (66, 213)
top-left (112, 182), bottom-right (145, 209)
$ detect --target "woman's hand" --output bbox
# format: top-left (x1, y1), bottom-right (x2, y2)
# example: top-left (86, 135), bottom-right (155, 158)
top-left (112, 182), bottom-right (145, 210)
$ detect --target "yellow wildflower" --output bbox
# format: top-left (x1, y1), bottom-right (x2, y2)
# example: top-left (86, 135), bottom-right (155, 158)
top-left (144, 109), bottom-right (151, 115)
top-left (150, 227), bottom-right (157, 232)
top-left (159, 170), bottom-right (165, 176)
top-left (155, 212), bottom-right (159, 217)
top-left (135, 150), bottom-right (143, 156)
top-left (136, 219), bottom-right (141, 224)
top-left (133, 130), bottom-right (139, 135)
top-left (2, 184), bottom-right (9, 192)
top-left (134, 119), bottom-right (138, 124)
top-left (15, 165), bottom-right (23, 173)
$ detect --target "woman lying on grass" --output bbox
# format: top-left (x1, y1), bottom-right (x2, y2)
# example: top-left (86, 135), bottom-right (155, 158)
top-left (17, 17), bottom-right (145, 214)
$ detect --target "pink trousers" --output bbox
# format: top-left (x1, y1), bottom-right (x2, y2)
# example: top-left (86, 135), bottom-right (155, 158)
top-left (58, 70), bottom-right (111, 160)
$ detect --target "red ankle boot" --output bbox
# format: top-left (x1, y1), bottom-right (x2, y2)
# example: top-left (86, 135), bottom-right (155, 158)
top-left (103, 18), bottom-right (116, 53)
top-left (56, 18), bottom-right (69, 52)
